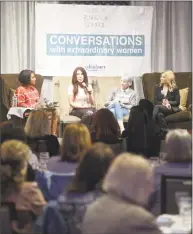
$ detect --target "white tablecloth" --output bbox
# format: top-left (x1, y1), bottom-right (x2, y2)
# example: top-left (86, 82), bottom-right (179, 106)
top-left (7, 107), bottom-right (34, 120)
top-left (156, 214), bottom-right (191, 234)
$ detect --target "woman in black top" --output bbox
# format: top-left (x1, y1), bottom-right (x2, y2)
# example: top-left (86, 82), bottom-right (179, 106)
top-left (153, 70), bottom-right (180, 128)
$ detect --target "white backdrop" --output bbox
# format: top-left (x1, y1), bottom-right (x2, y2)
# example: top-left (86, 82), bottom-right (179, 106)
top-left (35, 4), bottom-right (153, 77)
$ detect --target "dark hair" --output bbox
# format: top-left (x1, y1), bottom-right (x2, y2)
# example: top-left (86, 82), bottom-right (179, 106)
top-left (72, 67), bottom-right (88, 97)
top-left (91, 108), bottom-right (120, 139)
top-left (68, 143), bottom-right (114, 193)
top-left (18, 69), bottom-right (34, 85)
top-left (0, 121), bottom-right (26, 144)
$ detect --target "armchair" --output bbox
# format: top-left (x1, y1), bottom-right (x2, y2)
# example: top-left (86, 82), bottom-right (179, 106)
top-left (142, 72), bottom-right (192, 130)
top-left (0, 73), bottom-right (44, 123)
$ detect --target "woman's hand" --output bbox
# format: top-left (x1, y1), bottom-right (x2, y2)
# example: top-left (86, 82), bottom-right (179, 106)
top-left (87, 85), bottom-right (92, 94)
top-left (162, 99), bottom-right (168, 105)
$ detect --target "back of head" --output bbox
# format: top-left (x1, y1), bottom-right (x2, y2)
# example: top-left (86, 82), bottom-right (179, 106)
top-left (164, 129), bottom-right (192, 162)
top-left (61, 123), bottom-right (92, 162)
top-left (0, 140), bottom-right (30, 199)
top-left (25, 110), bottom-right (50, 138)
top-left (91, 108), bottom-right (120, 138)
top-left (103, 153), bottom-right (153, 205)
top-left (68, 143), bottom-right (115, 193)
top-left (0, 120), bottom-right (26, 143)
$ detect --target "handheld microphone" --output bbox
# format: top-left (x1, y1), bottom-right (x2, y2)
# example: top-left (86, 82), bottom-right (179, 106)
top-left (82, 82), bottom-right (92, 94)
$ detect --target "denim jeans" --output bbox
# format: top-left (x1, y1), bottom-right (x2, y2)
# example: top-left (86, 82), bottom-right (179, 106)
top-left (108, 102), bottom-right (129, 120)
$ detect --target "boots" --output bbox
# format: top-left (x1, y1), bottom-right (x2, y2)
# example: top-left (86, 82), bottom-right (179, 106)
top-left (118, 120), bottom-right (125, 133)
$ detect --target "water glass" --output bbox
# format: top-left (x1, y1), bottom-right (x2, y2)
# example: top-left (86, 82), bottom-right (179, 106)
top-left (39, 152), bottom-right (49, 171)
top-left (175, 192), bottom-right (192, 228)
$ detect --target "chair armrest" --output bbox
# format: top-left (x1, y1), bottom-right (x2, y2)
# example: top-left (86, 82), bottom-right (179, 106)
top-left (188, 104), bottom-right (192, 113)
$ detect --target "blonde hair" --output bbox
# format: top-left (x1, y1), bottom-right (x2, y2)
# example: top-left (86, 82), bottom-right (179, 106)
top-left (61, 123), bottom-right (92, 162)
top-left (103, 153), bottom-right (153, 205)
top-left (159, 70), bottom-right (177, 91)
top-left (164, 129), bottom-right (192, 162)
top-left (25, 110), bottom-right (50, 137)
top-left (0, 140), bottom-right (30, 198)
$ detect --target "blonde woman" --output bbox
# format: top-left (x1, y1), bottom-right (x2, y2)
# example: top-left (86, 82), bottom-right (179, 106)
top-left (0, 140), bottom-right (46, 233)
top-left (37, 123), bottom-right (92, 201)
top-left (25, 110), bottom-right (59, 157)
top-left (82, 153), bottom-right (161, 234)
top-left (47, 122), bottom-right (92, 173)
top-left (153, 70), bottom-right (180, 128)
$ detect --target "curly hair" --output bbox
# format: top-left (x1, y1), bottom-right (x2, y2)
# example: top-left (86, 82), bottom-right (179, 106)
top-left (0, 140), bottom-right (30, 199)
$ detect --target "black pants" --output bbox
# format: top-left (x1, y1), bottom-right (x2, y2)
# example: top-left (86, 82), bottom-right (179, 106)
top-left (153, 105), bottom-right (173, 129)
top-left (69, 108), bottom-right (95, 119)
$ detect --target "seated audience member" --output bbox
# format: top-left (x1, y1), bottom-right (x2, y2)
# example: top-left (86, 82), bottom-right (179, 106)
top-left (47, 122), bottom-right (92, 173)
top-left (38, 143), bottom-right (115, 234)
top-left (82, 153), bottom-right (162, 234)
top-left (90, 108), bottom-right (121, 144)
top-left (14, 69), bottom-right (58, 135)
top-left (25, 110), bottom-right (60, 158)
top-left (36, 123), bottom-right (92, 201)
top-left (153, 70), bottom-right (180, 129)
top-left (105, 75), bottom-right (136, 132)
top-left (68, 67), bottom-right (95, 119)
top-left (0, 140), bottom-right (46, 234)
top-left (151, 129), bottom-right (192, 215)
top-left (0, 120), bottom-right (36, 181)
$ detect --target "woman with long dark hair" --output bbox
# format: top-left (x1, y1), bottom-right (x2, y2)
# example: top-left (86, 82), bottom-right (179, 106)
top-left (90, 108), bottom-right (121, 144)
top-left (68, 67), bottom-right (95, 119)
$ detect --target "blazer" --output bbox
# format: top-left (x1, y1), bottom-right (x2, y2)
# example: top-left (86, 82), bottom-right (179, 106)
top-left (82, 194), bottom-right (162, 234)
top-left (154, 86), bottom-right (180, 113)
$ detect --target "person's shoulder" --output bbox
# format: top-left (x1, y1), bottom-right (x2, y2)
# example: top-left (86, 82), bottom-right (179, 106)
top-left (15, 86), bottom-right (25, 93)
top-left (20, 182), bottom-right (39, 192)
top-left (31, 86), bottom-right (38, 91)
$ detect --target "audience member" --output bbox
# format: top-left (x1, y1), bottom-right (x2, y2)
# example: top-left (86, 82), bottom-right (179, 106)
top-left (47, 123), bottom-right (92, 173)
top-left (151, 129), bottom-right (192, 215)
top-left (36, 123), bottom-right (92, 201)
top-left (39, 143), bottom-right (114, 234)
top-left (68, 67), bottom-right (95, 119)
top-left (0, 120), bottom-right (36, 181)
top-left (153, 70), bottom-right (180, 129)
top-left (82, 153), bottom-right (162, 234)
top-left (105, 75), bottom-right (136, 132)
top-left (0, 140), bottom-right (46, 234)
top-left (25, 110), bottom-right (60, 157)
top-left (90, 108), bottom-right (121, 144)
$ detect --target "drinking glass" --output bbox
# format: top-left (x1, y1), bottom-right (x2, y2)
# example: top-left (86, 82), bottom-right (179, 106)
top-left (175, 192), bottom-right (192, 228)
